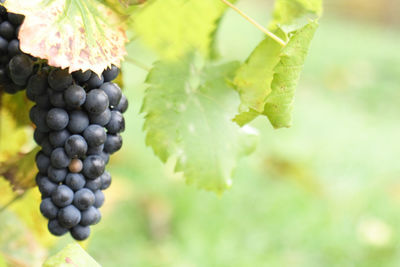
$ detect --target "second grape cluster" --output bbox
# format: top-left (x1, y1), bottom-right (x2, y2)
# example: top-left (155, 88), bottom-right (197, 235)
top-left (31, 66), bottom-right (128, 240)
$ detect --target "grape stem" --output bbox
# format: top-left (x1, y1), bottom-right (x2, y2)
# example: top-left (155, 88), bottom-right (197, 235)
top-left (219, 0), bottom-right (287, 47)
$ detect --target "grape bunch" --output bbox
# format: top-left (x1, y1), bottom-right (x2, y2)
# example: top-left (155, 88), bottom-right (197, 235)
top-left (0, 6), bottom-right (35, 94)
top-left (0, 6), bottom-right (129, 241)
top-left (32, 66), bottom-right (128, 240)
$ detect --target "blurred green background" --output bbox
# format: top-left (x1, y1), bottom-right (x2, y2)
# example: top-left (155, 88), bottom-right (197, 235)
top-left (3, 0), bottom-right (400, 266)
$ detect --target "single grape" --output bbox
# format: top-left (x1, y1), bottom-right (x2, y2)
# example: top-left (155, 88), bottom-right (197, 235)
top-left (72, 69), bottom-right (91, 83)
top-left (64, 85), bottom-right (86, 109)
top-left (99, 151), bottom-right (110, 164)
top-left (94, 190), bottom-right (105, 208)
top-left (40, 137), bottom-right (53, 156)
top-left (34, 129), bottom-right (47, 145)
top-left (80, 206), bottom-right (100, 226)
top-left (7, 39), bottom-right (20, 56)
top-left (89, 108), bottom-right (111, 126)
top-left (7, 13), bottom-right (24, 26)
top-left (58, 205), bottom-right (81, 228)
top-left (68, 158), bottom-right (83, 173)
top-left (115, 94), bottom-right (128, 114)
top-left (86, 144), bottom-right (104, 156)
top-left (48, 68), bottom-right (73, 91)
top-left (48, 90), bottom-right (67, 108)
top-left (36, 151), bottom-right (50, 174)
top-left (84, 89), bottom-right (109, 115)
top-left (47, 166), bottom-right (68, 183)
top-left (40, 198), bottom-right (58, 219)
top-left (65, 173), bottom-right (85, 191)
top-left (100, 82), bottom-right (121, 107)
top-left (37, 176), bottom-right (57, 197)
top-left (102, 65), bottom-right (119, 82)
top-left (48, 220), bottom-right (68, 236)
top-left (0, 36), bottom-right (8, 54)
top-left (50, 147), bottom-right (71, 168)
top-left (65, 135), bottom-right (88, 158)
top-left (47, 108), bottom-right (69, 131)
top-left (100, 171), bottom-right (111, 190)
top-left (106, 110), bottom-right (125, 134)
top-left (83, 155), bottom-right (105, 179)
top-left (87, 73), bottom-right (104, 89)
top-left (83, 124), bottom-right (106, 147)
top-left (73, 188), bottom-right (95, 210)
top-left (9, 54), bottom-right (33, 85)
top-left (70, 225), bottom-right (91, 241)
top-left (51, 185), bottom-right (74, 208)
top-left (49, 129), bottom-right (70, 147)
top-left (30, 105), bottom-right (50, 132)
top-left (0, 21), bottom-right (14, 40)
top-left (35, 93), bottom-right (51, 109)
top-left (27, 73), bottom-right (48, 96)
top-left (67, 110), bottom-right (89, 134)
top-left (104, 134), bottom-right (122, 154)
top-left (85, 177), bottom-right (102, 192)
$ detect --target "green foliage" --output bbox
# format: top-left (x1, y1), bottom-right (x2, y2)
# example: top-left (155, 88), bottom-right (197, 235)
top-left (133, 0), bottom-right (235, 59)
top-left (43, 243), bottom-right (100, 267)
top-left (142, 54), bottom-right (257, 193)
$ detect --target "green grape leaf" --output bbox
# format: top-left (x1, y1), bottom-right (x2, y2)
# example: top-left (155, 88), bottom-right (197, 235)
top-left (263, 21), bottom-right (318, 128)
top-left (142, 54), bottom-right (257, 193)
top-left (4, 0), bottom-right (128, 75)
top-left (233, 28), bottom-right (287, 126)
top-left (271, 0), bottom-right (322, 28)
top-left (133, 0), bottom-right (233, 59)
top-left (43, 243), bottom-right (100, 267)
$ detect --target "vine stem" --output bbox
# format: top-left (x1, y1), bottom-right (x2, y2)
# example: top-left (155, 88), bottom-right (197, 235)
top-left (219, 0), bottom-right (287, 47)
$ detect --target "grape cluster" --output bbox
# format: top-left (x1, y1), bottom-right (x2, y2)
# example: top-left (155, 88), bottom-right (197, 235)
top-left (0, 6), bottom-right (128, 241)
top-left (31, 66), bottom-right (128, 240)
top-left (0, 6), bottom-right (35, 94)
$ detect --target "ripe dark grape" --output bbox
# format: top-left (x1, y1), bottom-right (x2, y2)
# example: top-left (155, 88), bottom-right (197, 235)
top-left (89, 108), bottom-right (111, 126)
top-left (100, 82), bottom-right (121, 107)
top-left (99, 151), bottom-right (110, 164)
top-left (36, 151), bottom-right (50, 174)
top-left (40, 198), bottom-right (58, 219)
top-left (65, 135), bottom-right (88, 158)
top-left (8, 39), bottom-right (20, 56)
top-left (8, 54), bottom-right (33, 85)
top-left (87, 144), bottom-right (104, 156)
top-left (35, 93), bottom-right (51, 109)
top-left (30, 105), bottom-right (50, 132)
top-left (84, 89), bottom-right (109, 115)
top-left (50, 147), bottom-right (71, 168)
top-left (48, 220), bottom-right (68, 236)
top-left (58, 205), bottom-right (81, 228)
top-left (48, 90), bottom-right (67, 108)
top-left (67, 110), bottom-right (89, 134)
top-left (49, 129), bottom-right (70, 147)
top-left (40, 138), bottom-right (53, 156)
top-left (73, 188), bottom-right (95, 210)
top-left (0, 36), bottom-right (8, 53)
top-left (94, 190), bottom-right (105, 208)
top-left (80, 206), bottom-right (100, 226)
top-left (47, 108), bottom-right (69, 130)
top-left (100, 171), bottom-right (111, 190)
top-left (104, 134), bottom-right (123, 154)
top-left (83, 155), bottom-right (105, 179)
top-left (0, 21), bottom-right (14, 40)
top-left (64, 85), bottom-right (86, 109)
top-left (51, 185), bottom-right (74, 208)
top-left (72, 69), bottom-right (91, 83)
top-left (106, 110), bottom-right (125, 134)
top-left (65, 173), bottom-right (85, 191)
top-left (83, 124), bottom-right (106, 147)
top-left (34, 129), bottom-right (47, 145)
top-left (48, 68), bottom-right (72, 91)
top-left (87, 73), bottom-right (104, 89)
top-left (115, 94), bottom-right (129, 113)
top-left (7, 13), bottom-right (24, 26)
top-left (37, 176), bottom-right (57, 197)
top-left (27, 73), bottom-right (48, 96)
top-left (103, 65), bottom-right (119, 82)
top-left (47, 166), bottom-right (67, 183)
top-left (85, 177), bottom-right (102, 192)
top-left (70, 225), bottom-right (91, 241)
